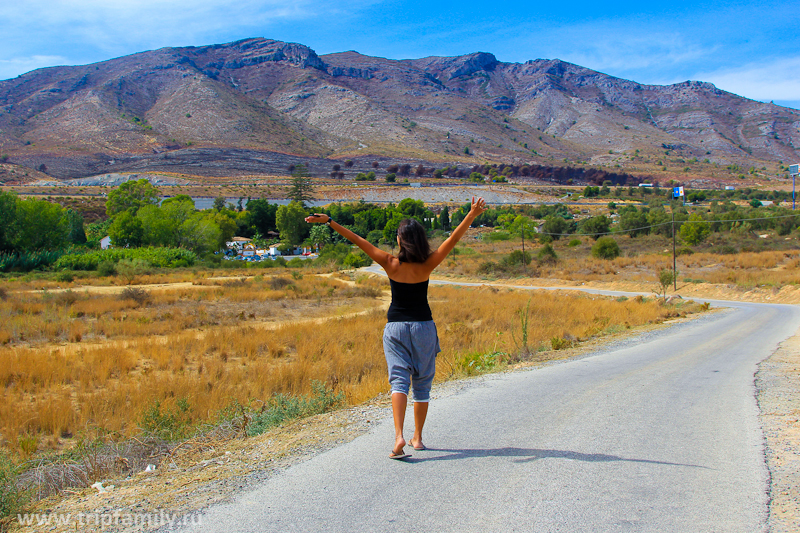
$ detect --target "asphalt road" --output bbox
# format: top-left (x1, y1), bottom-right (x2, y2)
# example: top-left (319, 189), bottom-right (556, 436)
top-left (171, 276), bottom-right (800, 533)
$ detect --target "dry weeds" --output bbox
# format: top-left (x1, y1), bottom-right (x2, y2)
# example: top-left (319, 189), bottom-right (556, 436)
top-left (1, 274), bottom-right (700, 461)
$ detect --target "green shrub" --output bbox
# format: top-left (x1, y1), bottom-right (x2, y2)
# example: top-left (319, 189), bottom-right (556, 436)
top-left (591, 237), bottom-right (620, 259)
top-left (657, 269), bottom-right (675, 300)
top-left (316, 243), bottom-right (350, 265)
top-left (484, 231), bottom-right (512, 242)
top-left (200, 253), bottom-right (222, 267)
top-left (502, 250), bottom-right (532, 266)
top-left (476, 261), bottom-right (500, 275)
top-left (16, 434), bottom-right (39, 458)
top-left (567, 239), bottom-right (581, 247)
top-left (550, 336), bottom-right (573, 350)
top-left (117, 258), bottom-right (150, 284)
top-left (0, 452), bottom-right (29, 525)
top-left (139, 397), bottom-right (193, 441)
top-left (537, 244), bottom-right (558, 264)
top-left (0, 250), bottom-right (64, 272)
top-left (456, 351), bottom-right (502, 375)
top-left (170, 258), bottom-right (191, 268)
top-left (54, 247), bottom-right (197, 271)
top-left (55, 270), bottom-right (75, 283)
top-left (247, 381), bottom-right (344, 436)
top-left (343, 251), bottom-right (372, 268)
top-left (97, 260), bottom-right (117, 276)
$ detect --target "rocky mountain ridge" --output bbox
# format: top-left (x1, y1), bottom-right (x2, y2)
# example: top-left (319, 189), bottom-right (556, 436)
top-left (0, 37), bottom-right (797, 181)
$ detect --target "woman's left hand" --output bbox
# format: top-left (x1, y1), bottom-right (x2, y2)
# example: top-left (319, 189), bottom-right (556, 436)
top-left (305, 213), bottom-right (329, 224)
top-left (470, 196), bottom-right (488, 216)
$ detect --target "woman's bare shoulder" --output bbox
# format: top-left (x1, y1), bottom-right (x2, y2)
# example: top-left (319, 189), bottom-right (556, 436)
top-left (382, 255), bottom-right (403, 275)
top-left (387, 260), bottom-right (433, 283)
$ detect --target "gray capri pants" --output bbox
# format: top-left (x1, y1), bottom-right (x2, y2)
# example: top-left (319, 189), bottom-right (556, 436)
top-left (383, 320), bottom-right (441, 402)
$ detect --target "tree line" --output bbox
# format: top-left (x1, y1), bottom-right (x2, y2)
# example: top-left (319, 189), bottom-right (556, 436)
top-left (1, 178), bottom-right (798, 273)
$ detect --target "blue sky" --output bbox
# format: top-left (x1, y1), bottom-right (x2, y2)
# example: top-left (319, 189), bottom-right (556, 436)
top-left (1, 0), bottom-right (798, 109)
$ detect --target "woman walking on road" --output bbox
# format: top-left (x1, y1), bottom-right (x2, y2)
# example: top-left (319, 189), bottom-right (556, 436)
top-left (306, 197), bottom-right (488, 459)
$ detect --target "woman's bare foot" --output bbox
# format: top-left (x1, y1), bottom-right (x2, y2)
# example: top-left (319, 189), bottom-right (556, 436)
top-left (392, 436), bottom-right (406, 456)
top-left (409, 437), bottom-right (425, 451)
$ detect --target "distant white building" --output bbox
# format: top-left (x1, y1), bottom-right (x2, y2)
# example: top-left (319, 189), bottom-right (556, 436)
top-left (100, 236), bottom-right (112, 250)
top-left (226, 236), bottom-right (252, 251)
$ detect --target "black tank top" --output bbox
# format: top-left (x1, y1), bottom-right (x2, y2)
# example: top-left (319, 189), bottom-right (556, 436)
top-left (387, 279), bottom-right (432, 322)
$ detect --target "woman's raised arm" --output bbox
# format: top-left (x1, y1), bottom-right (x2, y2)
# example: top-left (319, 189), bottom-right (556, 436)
top-left (425, 196), bottom-right (487, 269)
top-left (305, 214), bottom-right (397, 270)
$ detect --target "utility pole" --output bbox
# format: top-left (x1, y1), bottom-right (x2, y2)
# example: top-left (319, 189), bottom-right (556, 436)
top-left (790, 164), bottom-right (799, 210)
top-left (672, 209), bottom-right (677, 291)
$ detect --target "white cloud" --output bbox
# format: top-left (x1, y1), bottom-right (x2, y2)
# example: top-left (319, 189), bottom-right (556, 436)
top-left (1, 1), bottom-right (321, 50)
top-left (0, 0), bottom-right (384, 77)
top-left (695, 57), bottom-right (800, 103)
top-left (0, 55), bottom-right (70, 80)
top-left (546, 26), bottom-right (716, 75)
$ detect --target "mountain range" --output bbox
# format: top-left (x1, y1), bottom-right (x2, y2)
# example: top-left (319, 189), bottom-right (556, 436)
top-left (0, 37), bottom-right (798, 181)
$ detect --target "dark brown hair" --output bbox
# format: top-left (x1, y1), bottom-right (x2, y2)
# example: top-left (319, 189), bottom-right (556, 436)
top-left (397, 219), bottom-right (431, 263)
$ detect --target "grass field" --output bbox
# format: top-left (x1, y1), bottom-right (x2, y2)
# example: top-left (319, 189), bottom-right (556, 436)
top-left (0, 270), bottom-right (702, 462)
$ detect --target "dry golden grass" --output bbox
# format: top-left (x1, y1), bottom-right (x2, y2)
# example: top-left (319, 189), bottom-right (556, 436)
top-left (0, 275), bottom-right (699, 458)
top-left (0, 275), bottom-right (378, 347)
top-left (434, 232), bottom-right (800, 289)
top-left (1, 233), bottom-right (795, 459)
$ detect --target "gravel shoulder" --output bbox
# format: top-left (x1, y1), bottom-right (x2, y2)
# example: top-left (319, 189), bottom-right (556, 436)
top-left (757, 330), bottom-right (800, 533)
